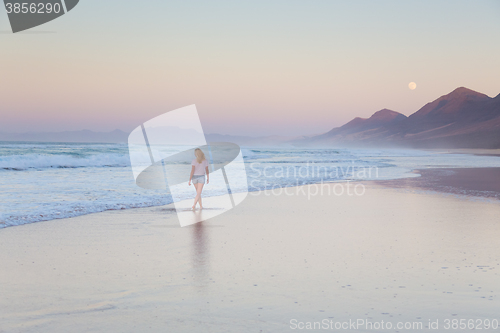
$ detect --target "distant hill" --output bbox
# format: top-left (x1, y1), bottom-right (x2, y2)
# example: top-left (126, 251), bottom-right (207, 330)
top-left (0, 129), bottom-right (129, 143)
top-left (307, 109), bottom-right (407, 145)
top-left (296, 87), bottom-right (500, 148)
top-left (206, 133), bottom-right (303, 146)
top-left (0, 129), bottom-right (298, 147)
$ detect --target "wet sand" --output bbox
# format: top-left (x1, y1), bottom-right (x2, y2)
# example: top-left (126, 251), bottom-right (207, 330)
top-left (1, 180), bottom-right (499, 332)
top-left (378, 167), bottom-right (500, 200)
top-left (426, 148), bottom-right (500, 158)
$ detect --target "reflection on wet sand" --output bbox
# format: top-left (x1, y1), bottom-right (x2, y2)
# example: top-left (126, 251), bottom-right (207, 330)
top-left (190, 220), bottom-right (210, 289)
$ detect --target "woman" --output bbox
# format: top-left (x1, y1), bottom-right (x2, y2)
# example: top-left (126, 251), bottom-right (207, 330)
top-left (188, 148), bottom-right (209, 210)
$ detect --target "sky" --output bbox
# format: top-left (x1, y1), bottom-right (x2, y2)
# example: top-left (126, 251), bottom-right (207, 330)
top-left (1, 0), bottom-right (499, 137)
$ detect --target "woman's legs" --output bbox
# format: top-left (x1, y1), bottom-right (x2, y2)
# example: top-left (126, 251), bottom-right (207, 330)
top-left (192, 183), bottom-right (205, 209)
top-left (197, 183), bottom-right (204, 209)
top-left (192, 183), bottom-right (199, 209)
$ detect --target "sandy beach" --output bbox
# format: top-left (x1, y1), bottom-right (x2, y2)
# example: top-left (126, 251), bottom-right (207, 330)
top-left (1, 174), bottom-right (499, 332)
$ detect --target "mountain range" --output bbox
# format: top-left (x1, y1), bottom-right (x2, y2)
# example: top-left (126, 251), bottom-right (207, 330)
top-left (2, 87), bottom-right (499, 148)
top-left (296, 87), bottom-right (500, 148)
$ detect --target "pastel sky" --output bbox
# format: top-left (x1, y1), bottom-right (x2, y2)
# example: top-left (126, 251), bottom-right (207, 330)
top-left (1, 0), bottom-right (499, 136)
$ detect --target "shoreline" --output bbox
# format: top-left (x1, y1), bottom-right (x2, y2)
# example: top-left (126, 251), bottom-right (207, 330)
top-left (377, 167), bottom-right (500, 201)
top-left (3, 164), bottom-right (500, 229)
top-left (424, 148), bottom-right (500, 158)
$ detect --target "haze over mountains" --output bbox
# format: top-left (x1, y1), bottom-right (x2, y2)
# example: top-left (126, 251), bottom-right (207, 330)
top-left (0, 129), bottom-right (130, 144)
top-left (0, 129), bottom-right (300, 146)
top-left (297, 87), bottom-right (500, 148)
top-left (1, 87), bottom-right (499, 148)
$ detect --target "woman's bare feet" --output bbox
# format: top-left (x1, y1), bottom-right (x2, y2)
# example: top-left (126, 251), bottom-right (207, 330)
top-left (191, 205), bottom-right (196, 211)
top-left (199, 205), bottom-right (203, 210)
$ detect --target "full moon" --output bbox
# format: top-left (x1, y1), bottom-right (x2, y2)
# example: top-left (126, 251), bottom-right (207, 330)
top-left (409, 82), bottom-right (417, 90)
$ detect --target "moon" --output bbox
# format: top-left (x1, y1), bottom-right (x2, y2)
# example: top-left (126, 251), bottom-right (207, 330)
top-left (408, 82), bottom-right (417, 90)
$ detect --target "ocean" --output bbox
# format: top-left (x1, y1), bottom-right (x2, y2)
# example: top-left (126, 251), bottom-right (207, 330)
top-left (1, 141), bottom-right (500, 228)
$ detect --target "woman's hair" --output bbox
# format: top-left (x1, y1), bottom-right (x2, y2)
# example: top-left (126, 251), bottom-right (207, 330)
top-left (194, 148), bottom-right (206, 164)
